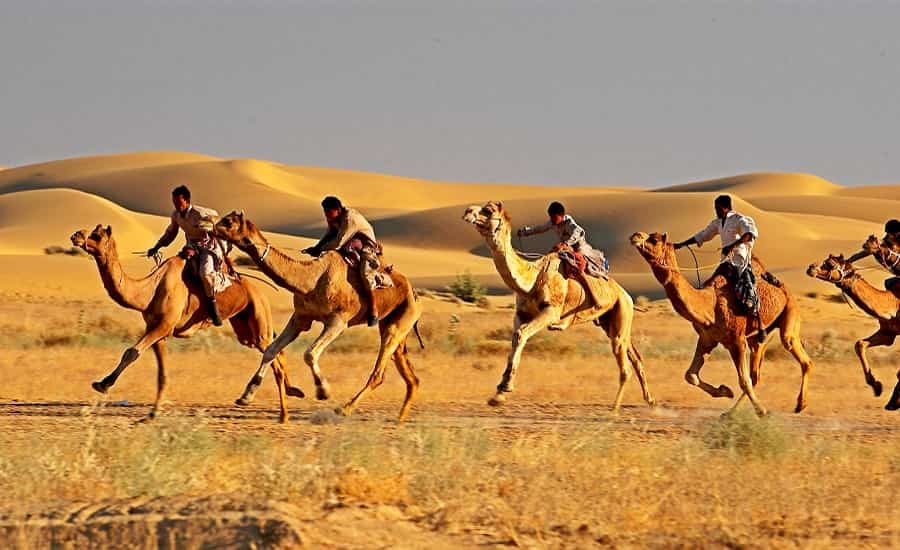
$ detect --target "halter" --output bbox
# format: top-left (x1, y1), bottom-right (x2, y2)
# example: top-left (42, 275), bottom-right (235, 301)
top-left (877, 246), bottom-right (900, 271)
top-left (246, 240), bottom-right (270, 264)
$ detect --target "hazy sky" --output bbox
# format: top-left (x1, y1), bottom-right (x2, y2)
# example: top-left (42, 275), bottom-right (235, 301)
top-left (2, 1), bottom-right (898, 187)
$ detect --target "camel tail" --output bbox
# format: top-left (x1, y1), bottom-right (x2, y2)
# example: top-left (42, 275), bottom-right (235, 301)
top-left (413, 321), bottom-right (426, 350)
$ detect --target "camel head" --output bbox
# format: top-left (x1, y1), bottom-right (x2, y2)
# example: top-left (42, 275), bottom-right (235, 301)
top-left (215, 210), bottom-right (265, 249)
top-left (630, 231), bottom-right (675, 268)
top-left (462, 201), bottom-right (511, 247)
top-left (70, 224), bottom-right (115, 259)
top-left (806, 254), bottom-right (855, 284)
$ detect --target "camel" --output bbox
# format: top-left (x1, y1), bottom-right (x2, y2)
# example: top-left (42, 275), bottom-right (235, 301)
top-left (461, 202), bottom-right (655, 410)
top-left (630, 232), bottom-right (814, 415)
top-left (213, 211), bottom-right (422, 421)
top-left (807, 252), bottom-right (900, 410)
top-left (70, 225), bottom-right (302, 421)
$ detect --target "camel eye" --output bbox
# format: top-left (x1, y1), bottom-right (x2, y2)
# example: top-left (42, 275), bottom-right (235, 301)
top-left (647, 236), bottom-right (657, 244)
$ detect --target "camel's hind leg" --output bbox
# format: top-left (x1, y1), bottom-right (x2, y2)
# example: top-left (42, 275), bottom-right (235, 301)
top-left (303, 314), bottom-right (348, 401)
top-left (598, 302), bottom-right (654, 411)
top-left (626, 342), bottom-right (655, 407)
top-left (684, 337), bottom-right (734, 399)
top-left (149, 339), bottom-right (168, 419)
top-left (93, 323), bottom-right (173, 395)
top-left (489, 306), bottom-right (559, 406)
top-left (886, 370), bottom-right (900, 411)
top-left (392, 341), bottom-right (420, 421)
top-left (233, 311), bottom-right (306, 401)
top-left (779, 309), bottom-right (814, 413)
top-left (338, 301), bottom-right (420, 420)
top-left (854, 329), bottom-right (894, 397)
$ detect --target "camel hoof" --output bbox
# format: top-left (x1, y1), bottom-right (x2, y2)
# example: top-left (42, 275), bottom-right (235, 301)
top-left (794, 401), bottom-right (807, 414)
top-left (92, 381), bottom-right (109, 394)
top-left (334, 406), bottom-right (350, 417)
top-left (286, 386), bottom-right (305, 399)
top-left (234, 397), bottom-right (252, 407)
top-left (646, 398), bottom-right (657, 408)
top-left (873, 380), bottom-right (883, 397)
top-left (756, 408), bottom-right (770, 417)
top-left (316, 385), bottom-right (331, 401)
top-left (487, 393), bottom-right (507, 407)
top-left (717, 384), bottom-right (735, 399)
top-left (886, 401), bottom-right (900, 411)
top-left (279, 415), bottom-right (289, 424)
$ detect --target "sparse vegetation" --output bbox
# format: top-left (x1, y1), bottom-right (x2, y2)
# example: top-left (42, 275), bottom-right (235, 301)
top-left (447, 271), bottom-right (486, 303)
top-left (43, 245), bottom-right (85, 256)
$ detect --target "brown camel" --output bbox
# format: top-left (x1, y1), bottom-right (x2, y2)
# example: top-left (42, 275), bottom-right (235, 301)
top-left (807, 252), bottom-right (900, 410)
top-left (213, 211), bottom-right (422, 421)
top-left (71, 225), bottom-right (302, 422)
top-left (461, 202), bottom-right (654, 410)
top-left (630, 232), bottom-right (814, 415)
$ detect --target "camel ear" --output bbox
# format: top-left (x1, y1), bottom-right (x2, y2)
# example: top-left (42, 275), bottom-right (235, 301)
top-left (238, 209), bottom-right (244, 218)
top-left (496, 201), bottom-right (503, 211)
top-left (661, 232), bottom-right (668, 242)
top-left (106, 225), bottom-right (112, 236)
top-left (838, 254), bottom-right (845, 261)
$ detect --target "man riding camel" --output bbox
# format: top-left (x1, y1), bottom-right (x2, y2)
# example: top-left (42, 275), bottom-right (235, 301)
top-left (847, 219), bottom-right (900, 291)
top-left (674, 194), bottom-right (780, 342)
top-left (302, 196), bottom-right (388, 327)
top-left (147, 185), bottom-right (228, 326)
top-left (517, 201), bottom-right (608, 308)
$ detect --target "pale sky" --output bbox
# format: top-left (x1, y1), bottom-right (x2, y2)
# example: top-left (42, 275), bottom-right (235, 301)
top-left (2, 1), bottom-right (898, 187)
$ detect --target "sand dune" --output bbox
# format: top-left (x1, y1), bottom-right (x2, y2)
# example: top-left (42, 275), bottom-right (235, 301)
top-left (0, 151), bottom-right (898, 300)
top-left (0, 188), bottom-right (165, 255)
top-left (655, 172), bottom-right (841, 197)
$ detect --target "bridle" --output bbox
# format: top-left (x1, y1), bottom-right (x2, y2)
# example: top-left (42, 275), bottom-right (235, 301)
top-left (876, 245), bottom-right (900, 271)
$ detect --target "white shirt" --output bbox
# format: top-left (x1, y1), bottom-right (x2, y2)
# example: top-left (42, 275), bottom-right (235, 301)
top-left (692, 210), bottom-right (758, 268)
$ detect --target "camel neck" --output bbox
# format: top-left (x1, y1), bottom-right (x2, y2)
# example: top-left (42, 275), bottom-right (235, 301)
top-left (488, 227), bottom-right (542, 295)
top-left (243, 239), bottom-right (324, 294)
top-left (840, 276), bottom-right (900, 320)
top-left (651, 261), bottom-right (715, 326)
top-left (94, 244), bottom-right (157, 311)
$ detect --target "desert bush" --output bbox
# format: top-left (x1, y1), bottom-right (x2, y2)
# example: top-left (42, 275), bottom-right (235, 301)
top-left (635, 295), bottom-right (651, 308)
top-left (697, 409), bottom-right (790, 459)
top-left (447, 271), bottom-right (486, 303)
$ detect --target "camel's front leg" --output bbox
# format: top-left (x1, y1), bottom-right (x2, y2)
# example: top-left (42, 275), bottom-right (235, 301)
top-left (303, 314), bottom-right (348, 401)
top-left (684, 337), bottom-right (733, 399)
top-left (725, 338), bottom-right (767, 416)
top-left (488, 306), bottom-right (559, 406)
top-left (93, 323), bottom-right (173, 395)
top-left (237, 313), bottom-right (308, 407)
top-left (854, 329), bottom-right (894, 397)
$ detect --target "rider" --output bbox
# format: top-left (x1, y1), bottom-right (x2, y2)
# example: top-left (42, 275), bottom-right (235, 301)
top-left (302, 196), bottom-right (384, 327)
top-left (147, 185), bottom-right (226, 326)
top-left (517, 201), bottom-right (607, 307)
top-left (847, 219), bottom-right (900, 291)
top-left (674, 194), bottom-right (778, 341)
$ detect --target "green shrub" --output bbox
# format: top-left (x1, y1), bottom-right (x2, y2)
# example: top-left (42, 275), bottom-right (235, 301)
top-left (447, 271), bottom-right (486, 303)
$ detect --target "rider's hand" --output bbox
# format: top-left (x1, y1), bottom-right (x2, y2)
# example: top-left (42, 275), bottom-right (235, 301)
top-left (516, 229), bottom-right (525, 238)
top-left (721, 243), bottom-right (734, 255)
top-left (302, 246), bottom-right (319, 257)
top-left (146, 246), bottom-right (159, 258)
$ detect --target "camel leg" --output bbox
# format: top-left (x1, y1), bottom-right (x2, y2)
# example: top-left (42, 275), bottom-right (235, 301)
top-left (338, 305), bottom-right (417, 419)
top-left (237, 313), bottom-right (307, 406)
top-left (149, 339), bottom-right (168, 419)
top-left (392, 341), bottom-right (420, 421)
top-left (271, 360), bottom-right (289, 424)
top-left (599, 304), bottom-right (635, 412)
top-left (275, 354), bottom-right (305, 398)
top-left (749, 338), bottom-right (767, 387)
top-left (783, 334), bottom-right (814, 414)
top-left (886, 370), bottom-right (900, 411)
top-left (303, 314), bottom-right (348, 401)
top-left (489, 307), bottom-right (559, 406)
top-left (626, 341), bottom-right (655, 407)
top-left (854, 329), bottom-right (893, 397)
top-left (684, 338), bottom-right (733, 399)
top-left (93, 324), bottom-right (173, 394)
top-left (725, 339), bottom-right (767, 416)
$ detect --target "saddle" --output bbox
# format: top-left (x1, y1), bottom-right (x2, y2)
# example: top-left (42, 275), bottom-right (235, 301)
top-left (555, 244), bottom-right (607, 280)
